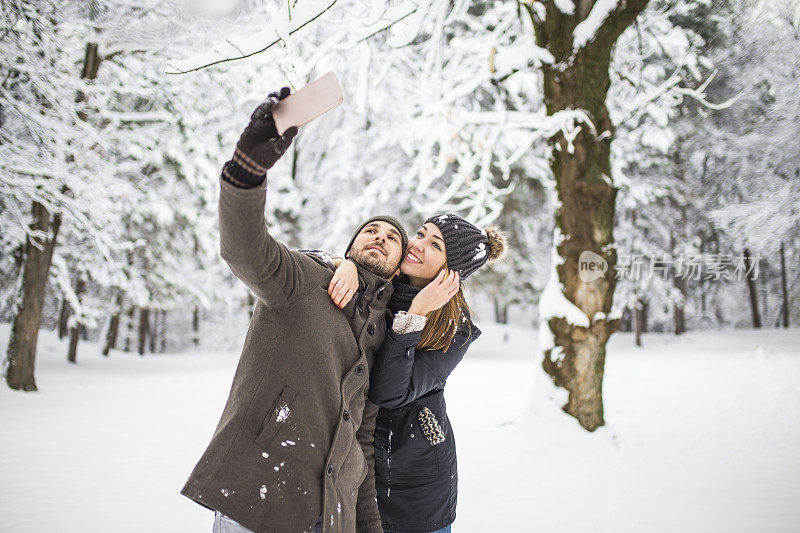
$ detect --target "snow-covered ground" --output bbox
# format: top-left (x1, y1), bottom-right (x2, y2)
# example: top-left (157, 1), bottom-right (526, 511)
top-left (1, 321), bottom-right (799, 533)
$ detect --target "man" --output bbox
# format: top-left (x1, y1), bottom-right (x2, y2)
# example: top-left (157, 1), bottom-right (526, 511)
top-left (181, 88), bottom-right (407, 533)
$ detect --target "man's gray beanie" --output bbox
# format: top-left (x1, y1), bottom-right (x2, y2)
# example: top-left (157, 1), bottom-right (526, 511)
top-left (344, 215), bottom-right (408, 257)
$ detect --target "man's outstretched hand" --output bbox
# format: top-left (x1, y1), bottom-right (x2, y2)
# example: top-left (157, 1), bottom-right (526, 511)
top-left (234, 87), bottom-right (298, 173)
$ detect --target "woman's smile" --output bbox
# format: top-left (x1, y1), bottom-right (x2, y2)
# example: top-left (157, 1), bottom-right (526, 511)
top-left (405, 250), bottom-right (423, 264)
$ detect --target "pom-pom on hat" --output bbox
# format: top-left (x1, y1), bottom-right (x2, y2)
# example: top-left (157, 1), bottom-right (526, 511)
top-left (424, 214), bottom-right (507, 280)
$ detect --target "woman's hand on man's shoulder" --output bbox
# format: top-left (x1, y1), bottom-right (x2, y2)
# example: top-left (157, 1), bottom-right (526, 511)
top-left (329, 259), bottom-right (359, 308)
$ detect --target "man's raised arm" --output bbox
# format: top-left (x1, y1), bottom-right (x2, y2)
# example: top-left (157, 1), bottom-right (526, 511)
top-left (218, 87), bottom-right (300, 307)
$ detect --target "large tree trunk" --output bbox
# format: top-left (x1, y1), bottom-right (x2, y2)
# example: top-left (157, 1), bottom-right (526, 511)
top-left (66, 277), bottom-right (86, 363)
top-left (5, 40), bottom-right (103, 386)
top-left (744, 247), bottom-right (761, 328)
top-left (5, 202), bottom-right (62, 390)
top-left (779, 242), bottom-right (789, 328)
top-left (529, 0), bottom-right (649, 431)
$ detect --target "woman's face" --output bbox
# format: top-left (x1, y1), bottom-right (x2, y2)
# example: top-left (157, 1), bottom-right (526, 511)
top-left (401, 223), bottom-right (447, 284)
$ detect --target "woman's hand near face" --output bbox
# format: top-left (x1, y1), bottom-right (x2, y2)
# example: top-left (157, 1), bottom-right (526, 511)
top-left (329, 259), bottom-right (359, 308)
top-left (408, 269), bottom-right (460, 316)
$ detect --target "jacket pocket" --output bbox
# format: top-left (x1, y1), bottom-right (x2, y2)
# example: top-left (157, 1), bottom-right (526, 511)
top-left (255, 385), bottom-right (298, 448)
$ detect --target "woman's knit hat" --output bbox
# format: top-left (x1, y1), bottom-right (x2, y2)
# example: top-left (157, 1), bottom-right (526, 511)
top-left (424, 214), bottom-right (507, 280)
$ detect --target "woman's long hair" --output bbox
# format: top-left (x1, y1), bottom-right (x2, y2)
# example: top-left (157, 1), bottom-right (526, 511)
top-left (416, 265), bottom-right (471, 353)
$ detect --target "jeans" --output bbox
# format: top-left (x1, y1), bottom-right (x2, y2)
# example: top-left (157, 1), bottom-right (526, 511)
top-left (213, 511), bottom-right (323, 533)
top-left (385, 526), bottom-right (451, 533)
top-left (213, 512), bottom-right (254, 533)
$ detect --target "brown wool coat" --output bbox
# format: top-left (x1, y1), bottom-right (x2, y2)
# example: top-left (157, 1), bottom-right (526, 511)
top-left (181, 176), bottom-right (393, 533)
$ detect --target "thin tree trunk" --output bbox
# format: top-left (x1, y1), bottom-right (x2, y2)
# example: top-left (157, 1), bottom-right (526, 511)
top-left (671, 234), bottom-right (686, 334)
top-left (193, 306), bottom-right (200, 346)
top-left (744, 247), bottom-right (761, 328)
top-left (12, 244), bottom-right (24, 273)
top-left (529, 0), bottom-right (649, 431)
top-left (124, 305), bottom-right (135, 352)
top-left (634, 298), bottom-right (647, 347)
top-left (699, 231), bottom-right (707, 314)
top-left (149, 309), bottom-right (158, 353)
top-left (58, 297), bottom-right (70, 339)
top-left (67, 277), bottom-right (86, 363)
top-left (65, 41), bottom-right (101, 361)
top-left (102, 292), bottom-right (123, 356)
top-left (5, 202), bottom-right (62, 390)
top-left (160, 310), bottom-right (167, 353)
top-left (618, 307), bottom-right (632, 332)
top-left (138, 307), bottom-right (149, 356)
top-left (760, 267), bottom-right (768, 325)
top-left (779, 242), bottom-right (789, 328)
top-left (642, 300), bottom-right (649, 332)
top-left (634, 306), bottom-right (643, 347)
top-left (494, 298), bottom-right (508, 324)
top-left (673, 276), bottom-right (687, 334)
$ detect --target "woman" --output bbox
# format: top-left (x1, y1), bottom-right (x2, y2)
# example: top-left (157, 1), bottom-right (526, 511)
top-left (328, 214), bottom-right (506, 533)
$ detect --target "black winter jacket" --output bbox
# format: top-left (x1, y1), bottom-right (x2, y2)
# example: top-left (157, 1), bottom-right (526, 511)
top-left (368, 312), bottom-right (481, 532)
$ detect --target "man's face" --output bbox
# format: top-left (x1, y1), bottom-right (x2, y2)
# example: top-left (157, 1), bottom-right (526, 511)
top-left (346, 221), bottom-right (405, 279)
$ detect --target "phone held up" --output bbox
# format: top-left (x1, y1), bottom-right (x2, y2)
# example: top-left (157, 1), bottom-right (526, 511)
top-left (272, 72), bottom-right (344, 136)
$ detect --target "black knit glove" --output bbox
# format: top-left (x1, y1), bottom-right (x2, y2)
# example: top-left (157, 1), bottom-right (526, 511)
top-left (222, 87), bottom-right (299, 188)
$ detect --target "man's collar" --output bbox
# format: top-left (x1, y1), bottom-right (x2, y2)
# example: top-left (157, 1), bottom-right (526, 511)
top-left (353, 262), bottom-right (394, 299)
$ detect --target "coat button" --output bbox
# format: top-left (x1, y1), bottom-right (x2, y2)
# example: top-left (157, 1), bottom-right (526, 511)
top-left (355, 365), bottom-right (365, 376)
top-left (343, 410), bottom-right (350, 421)
top-left (327, 465), bottom-right (334, 476)
top-left (367, 324), bottom-right (375, 335)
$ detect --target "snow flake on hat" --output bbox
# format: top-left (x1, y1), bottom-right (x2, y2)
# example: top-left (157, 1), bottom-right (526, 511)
top-left (473, 242), bottom-right (487, 261)
top-left (436, 215), bottom-right (449, 222)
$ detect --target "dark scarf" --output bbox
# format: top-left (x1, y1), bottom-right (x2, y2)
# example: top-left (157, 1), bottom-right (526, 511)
top-left (388, 274), bottom-right (422, 314)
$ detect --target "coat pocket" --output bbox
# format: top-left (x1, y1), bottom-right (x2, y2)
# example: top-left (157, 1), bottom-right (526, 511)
top-left (255, 385), bottom-right (298, 449)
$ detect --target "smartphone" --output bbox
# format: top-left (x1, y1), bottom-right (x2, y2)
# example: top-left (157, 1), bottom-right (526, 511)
top-left (273, 72), bottom-right (344, 135)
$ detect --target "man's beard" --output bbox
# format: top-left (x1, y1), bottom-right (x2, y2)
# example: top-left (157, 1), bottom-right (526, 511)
top-left (349, 246), bottom-right (398, 279)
